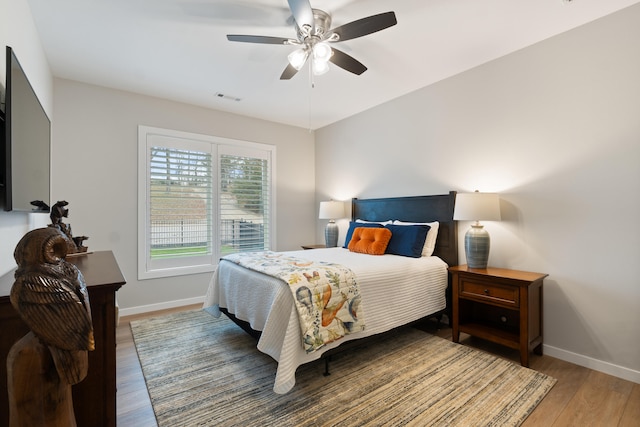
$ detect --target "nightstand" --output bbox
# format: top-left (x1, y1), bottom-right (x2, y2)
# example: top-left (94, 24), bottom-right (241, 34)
top-left (301, 244), bottom-right (326, 250)
top-left (448, 265), bottom-right (548, 367)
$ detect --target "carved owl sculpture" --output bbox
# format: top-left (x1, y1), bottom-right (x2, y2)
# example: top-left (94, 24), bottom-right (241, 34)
top-left (10, 227), bottom-right (95, 385)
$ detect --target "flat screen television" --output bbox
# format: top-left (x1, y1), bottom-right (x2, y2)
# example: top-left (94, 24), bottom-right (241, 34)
top-left (1, 46), bottom-right (51, 213)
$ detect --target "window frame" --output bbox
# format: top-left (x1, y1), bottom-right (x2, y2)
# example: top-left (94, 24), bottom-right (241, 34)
top-left (137, 125), bottom-right (276, 280)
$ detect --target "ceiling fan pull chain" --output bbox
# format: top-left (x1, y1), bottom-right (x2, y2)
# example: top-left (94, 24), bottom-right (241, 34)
top-left (308, 63), bottom-right (313, 131)
top-left (309, 58), bottom-right (315, 89)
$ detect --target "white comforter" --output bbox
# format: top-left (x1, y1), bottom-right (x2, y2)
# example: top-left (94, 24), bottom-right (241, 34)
top-left (203, 247), bottom-right (448, 394)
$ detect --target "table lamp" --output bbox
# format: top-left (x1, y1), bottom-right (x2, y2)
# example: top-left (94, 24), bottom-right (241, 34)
top-left (453, 191), bottom-right (501, 269)
top-left (319, 201), bottom-right (345, 247)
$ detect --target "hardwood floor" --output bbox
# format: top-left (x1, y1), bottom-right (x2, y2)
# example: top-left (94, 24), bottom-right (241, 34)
top-left (116, 306), bottom-right (639, 426)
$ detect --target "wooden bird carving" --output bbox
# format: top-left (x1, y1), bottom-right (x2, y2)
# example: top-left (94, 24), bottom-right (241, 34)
top-left (10, 227), bottom-right (95, 385)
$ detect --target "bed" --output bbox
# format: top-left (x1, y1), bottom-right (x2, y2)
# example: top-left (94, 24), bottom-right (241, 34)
top-left (203, 191), bottom-right (458, 393)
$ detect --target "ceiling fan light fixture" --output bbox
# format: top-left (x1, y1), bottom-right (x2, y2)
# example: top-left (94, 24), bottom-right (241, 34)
top-left (227, 4), bottom-right (397, 81)
top-left (312, 58), bottom-right (330, 76)
top-left (288, 48), bottom-right (309, 70)
top-left (312, 42), bottom-right (332, 62)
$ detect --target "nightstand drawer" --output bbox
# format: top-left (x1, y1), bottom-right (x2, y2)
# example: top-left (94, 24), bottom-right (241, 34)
top-left (459, 280), bottom-right (519, 308)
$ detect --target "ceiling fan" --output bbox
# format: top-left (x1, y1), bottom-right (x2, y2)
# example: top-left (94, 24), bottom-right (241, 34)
top-left (226, 0), bottom-right (397, 80)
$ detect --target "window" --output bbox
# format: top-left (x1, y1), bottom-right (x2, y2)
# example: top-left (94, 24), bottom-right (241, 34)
top-left (138, 126), bottom-right (275, 279)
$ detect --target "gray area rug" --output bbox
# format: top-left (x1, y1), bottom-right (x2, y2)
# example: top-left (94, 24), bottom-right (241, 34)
top-left (131, 310), bottom-right (556, 426)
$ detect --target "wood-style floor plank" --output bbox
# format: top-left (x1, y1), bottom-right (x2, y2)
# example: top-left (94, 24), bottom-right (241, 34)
top-left (552, 370), bottom-right (635, 427)
top-left (116, 307), bottom-right (639, 426)
top-left (619, 384), bottom-right (640, 427)
top-left (521, 357), bottom-right (591, 427)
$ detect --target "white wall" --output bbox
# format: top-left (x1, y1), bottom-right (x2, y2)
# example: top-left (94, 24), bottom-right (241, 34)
top-left (315, 5), bottom-right (640, 382)
top-left (0, 0), bottom-right (53, 275)
top-left (51, 79), bottom-right (315, 314)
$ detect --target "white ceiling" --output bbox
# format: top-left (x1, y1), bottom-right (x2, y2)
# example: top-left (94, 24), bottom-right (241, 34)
top-left (26, 0), bottom-right (640, 130)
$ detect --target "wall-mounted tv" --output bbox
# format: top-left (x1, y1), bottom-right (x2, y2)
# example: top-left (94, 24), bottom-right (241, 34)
top-left (2, 46), bottom-right (51, 213)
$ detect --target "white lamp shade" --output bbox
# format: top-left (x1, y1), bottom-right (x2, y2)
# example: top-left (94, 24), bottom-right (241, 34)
top-left (453, 192), bottom-right (501, 222)
top-left (319, 200), bottom-right (345, 220)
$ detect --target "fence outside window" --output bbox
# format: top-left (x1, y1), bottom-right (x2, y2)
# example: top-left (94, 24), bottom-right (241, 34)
top-left (151, 218), bottom-right (264, 253)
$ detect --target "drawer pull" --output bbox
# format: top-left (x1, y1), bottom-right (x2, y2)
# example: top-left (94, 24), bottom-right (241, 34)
top-left (483, 289), bottom-right (490, 295)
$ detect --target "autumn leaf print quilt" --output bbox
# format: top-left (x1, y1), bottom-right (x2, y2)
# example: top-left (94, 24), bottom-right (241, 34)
top-left (223, 251), bottom-right (366, 353)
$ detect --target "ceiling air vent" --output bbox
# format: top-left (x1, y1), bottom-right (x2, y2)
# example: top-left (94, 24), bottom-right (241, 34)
top-left (215, 92), bottom-right (241, 102)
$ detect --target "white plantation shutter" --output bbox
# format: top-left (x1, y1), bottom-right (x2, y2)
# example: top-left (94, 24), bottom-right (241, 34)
top-left (149, 146), bottom-right (213, 259)
top-left (219, 145), bottom-right (271, 256)
top-left (138, 126), bottom-right (275, 280)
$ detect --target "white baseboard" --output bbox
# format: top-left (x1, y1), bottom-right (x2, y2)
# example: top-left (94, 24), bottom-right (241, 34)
top-left (118, 296), bottom-right (205, 318)
top-left (543, 344), bottom-right (640, 384)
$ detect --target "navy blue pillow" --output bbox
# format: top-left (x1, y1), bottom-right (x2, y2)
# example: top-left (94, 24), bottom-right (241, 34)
top-left (384, 224), bottom-right (431, 258)
top-left (343, 222), bottom-right (383, 248)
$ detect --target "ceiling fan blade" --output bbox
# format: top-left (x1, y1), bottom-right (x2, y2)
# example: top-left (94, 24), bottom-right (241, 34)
top-left (280, 63), bottom-right (300, 80)
top-left (227, 34), bottom-right (293, 45)
top-left (329, 48), bottom-right (367, 75)
top-left (287, 0), bottom-right (315, 33)
top-left (330, 11), bottom-right (397, 42)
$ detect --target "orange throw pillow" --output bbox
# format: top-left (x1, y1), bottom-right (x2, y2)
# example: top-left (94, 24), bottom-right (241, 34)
top-left (348, 227), bottom-right (392, 255)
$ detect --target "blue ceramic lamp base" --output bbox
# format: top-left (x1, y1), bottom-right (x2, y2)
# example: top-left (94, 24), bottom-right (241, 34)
top-left (325, 221), bottom-right (339, 247)
top-left (464, 224), bottom-right (490, 269)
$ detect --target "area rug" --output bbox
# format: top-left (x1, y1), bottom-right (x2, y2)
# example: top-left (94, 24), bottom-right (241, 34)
top-left (131, 310), bottom-right (556, 427)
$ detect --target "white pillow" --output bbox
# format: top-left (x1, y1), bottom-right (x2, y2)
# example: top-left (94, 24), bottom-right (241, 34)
top-left (392, 220), bottom-right (439, 257)
top-left (356, 219), bottom-right (392, 226)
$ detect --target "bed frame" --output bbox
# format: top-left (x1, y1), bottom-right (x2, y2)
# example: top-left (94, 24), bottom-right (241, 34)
top-left (220, 191), bottom-right (458, 340)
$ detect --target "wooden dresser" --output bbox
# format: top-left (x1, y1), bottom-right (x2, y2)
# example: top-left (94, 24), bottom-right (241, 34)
top-left (0, 251), bottom-right (126, 427)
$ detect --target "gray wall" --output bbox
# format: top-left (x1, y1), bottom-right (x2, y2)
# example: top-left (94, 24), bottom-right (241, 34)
top-left (315, 5), bottom-right (640, 382)
top-left (51, 79), bottom-right (315, 313)
top-left (0, 0), bottom-right (53, 275)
